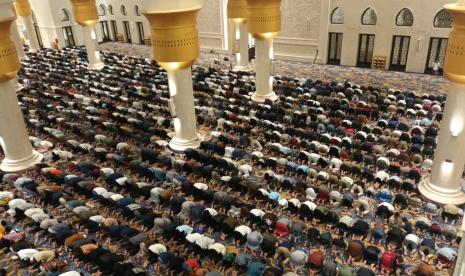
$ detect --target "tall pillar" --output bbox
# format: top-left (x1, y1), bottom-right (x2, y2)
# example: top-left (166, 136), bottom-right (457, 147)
top-left (10, 21), bottom-right (25, 59)
top-left (0, 0), bottom-right (42, 172)
top-left (10, 20), bottom-right (25, 92)
top-left (144, 0), bottom-right (203, 152)
top-left (419, 1), bottom-right (465, 205)
top-left (453, 218), bottom-right (465, 276)
top-left (227, 0), bottom-right (250, 71)
top-left (14, 0), bottom-right (39, 52)
top-left (69, 0), bottom-right (104, 70)
top-left (246, 0), bottom-right (281, 102)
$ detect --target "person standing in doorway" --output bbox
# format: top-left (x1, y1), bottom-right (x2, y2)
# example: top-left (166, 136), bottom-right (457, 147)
top-left (432, 60), bottom-right (441, 75)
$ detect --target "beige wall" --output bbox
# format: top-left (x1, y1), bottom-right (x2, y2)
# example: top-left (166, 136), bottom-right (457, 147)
top-left (25, 0), bottom-right (82, 49)
top-left (197, 0), bottom-right (226, 50)
top-left (274, 0), bottom-right (328, 62)
top-left (329, 0), bottom-right (451, 73)
top-left (25, 0), bottom-right (453, 75)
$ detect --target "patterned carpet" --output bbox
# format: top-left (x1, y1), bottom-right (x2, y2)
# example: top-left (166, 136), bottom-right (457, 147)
top-left (99, 42), bottom-right (450, 95)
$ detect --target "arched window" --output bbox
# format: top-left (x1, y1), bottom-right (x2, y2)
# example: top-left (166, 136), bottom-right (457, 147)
top-left (396, 8), bottom-right (414, 26)
top-left (121, 5), bottom-right (127, 16)
top-left (434, 9), bottom-right (453, 28)
top-left (361, 7), bottom-right (377, 25)
top-left (135, 5), bottom-right (141, 16)
top-left (331, 7), bottom-right (344, 24)
top-left (108, 4), bottom-right (113, 15)
top-left (61, 8), bottom-right (71, 22)
top-left (98, 4), bottom-right (106, 16)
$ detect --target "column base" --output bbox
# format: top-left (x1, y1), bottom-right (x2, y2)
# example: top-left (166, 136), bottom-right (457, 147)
top-left (252, 92), bottom-right (278, 103)
top-left (232, 65), bottom-right (252, 72)
top-left (88, 62), bottom-right (105, 71)
top-left (169, 134), bottom-right (202, 152)
top-left (0, 150), bottom-right (43, 172)
top-left (418, 177), bottom-right (465, 205)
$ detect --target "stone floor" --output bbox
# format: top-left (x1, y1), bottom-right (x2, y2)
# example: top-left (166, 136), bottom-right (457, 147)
top-left (99, 42), bottom-right (450, 95)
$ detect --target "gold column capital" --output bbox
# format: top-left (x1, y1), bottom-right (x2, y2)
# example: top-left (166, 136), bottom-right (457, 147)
top-left (70, 0), bottom-right (98, 27)
top-left (144, 6), bottom-right (201, 71)
top-left (246, 0), bottom-right (281, 39)
top-left (228, 0), bottom-right (248, 22)
top-left (14, 0), bottom-right (32, 17)
top-left (0, 18), bottom-right (20, 83)
top-left (444, 3), bottom-right (465, 84)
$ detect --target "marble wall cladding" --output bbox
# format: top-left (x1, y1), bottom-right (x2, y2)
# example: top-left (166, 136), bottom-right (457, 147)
top-left (279, 0), bottom-right (321, 39)
top-left (275, 0), bottom-right (321, 59)
top-left (329, 0), bottom-right (452, 73)
top-left (197, 0), bottom-right (222, 34)
top-left (197, 0), bottom-right (224, 50)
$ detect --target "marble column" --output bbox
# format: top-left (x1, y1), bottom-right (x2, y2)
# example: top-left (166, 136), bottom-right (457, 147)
top-left (246, 0), bottom-right (281, 102)
top-left (81, 25), bottom-right (104, 70)
top-left (145, 0), bottom-right (203, 151)
top-left (232, 20), bottom-right (250, 71)
top-left (0, 0), bottom-right (42, 172)
top-left (252, 37), bottom-right (277, 102)
top-left (453, 218), bottom-right (465, 276)
top-left (167, 68), bottom-right (201, 151)
top-left (10, 20), bottom-right (24, 91)
top-left (70, 0), bottom-right (104, 70)
top-left (419, 84), bottom-right (465, 204)
top-left (14, 0), bottom-right (39, 51)
top-left (227, 0), bottom-right (250, 71)
top-left (0, 80), bottom-right (42, 171)
top-left (10, 21), bottom-right (25, 59)
top-left (419, 1), bottom-right (465, 205)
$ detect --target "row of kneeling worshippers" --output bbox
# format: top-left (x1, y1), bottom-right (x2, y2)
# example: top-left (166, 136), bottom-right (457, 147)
top-left (0, 46), bottom-right (460, 276)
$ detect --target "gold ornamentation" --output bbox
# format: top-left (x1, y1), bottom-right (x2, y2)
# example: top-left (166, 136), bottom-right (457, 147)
top-left (246, 0), bottom-right (281, 39)
top-left (14, 0), bottom-right (32, 17)
top-left (228, 0), bottom-right (248, 20)
top-left (70, 0), bottom-right (98, 27)
top-left (0, 18), bottom-right (20, 83)
top-left (144, 6), bottom-right (201, 71)
top-left (444, 3), bottom-right (465, 84)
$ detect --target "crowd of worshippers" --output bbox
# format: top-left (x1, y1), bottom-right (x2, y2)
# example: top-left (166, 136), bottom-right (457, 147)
top-left (0, 45), bottom-right (461, 276)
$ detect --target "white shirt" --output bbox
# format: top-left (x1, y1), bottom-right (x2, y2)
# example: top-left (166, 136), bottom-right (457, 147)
top-left (209, 243), bottom-right (226, 255)
top-left (0, 191), bottom-right (13, 199)
top-left (100, 168), bottom-right (114, 177)
top-left (250, 209), bottom-right (265, 218)
top-left (405, 234), bottom-right (420, 245)
top-left (302, 201), bottom-right (317, 211)
top-left (93, 187), bottom-right (107, 195)
top-left (89, 215), bottom-right (105, 223)
top-left (375, 170), bottom-right (389, 182)
top-left (186, 233), bottom-right (202, 243)
top-left (195, 235), bottom-right (215, 249)
top-left (234, 225), bottom-right (252, 236)
top-left (238, 164), bottom-right (253, 176)
top-left (72, 206), bottom-right (89, 214)
top-left (257, 189), bottom-right (269, 197)
top-left (205, 208), bottom-right (218, 216)
top-left (148, 243), bottom-right (167, 255)
top-left (288, 198), bottom-right (301, 207)
top-left (59, 272), bottom-right (81, 276)
top-left (115, 177), bottom-right (127, 186)
top-left (110, 194), bottom-right (124, 202)
top-left (102, 191), bottom-right (115, 199)
top-left (194, 183), bottom-right (208, 190)
top-left (379, 202), bottom-right (395, 212)
top-left (17, 248), bottom-right (39, 260)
